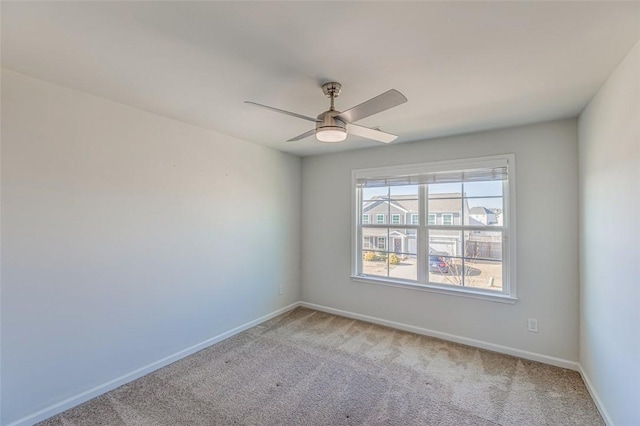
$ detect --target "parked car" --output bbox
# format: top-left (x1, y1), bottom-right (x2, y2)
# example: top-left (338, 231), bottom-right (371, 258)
top-left (429, 254), bottom-right (449, 273)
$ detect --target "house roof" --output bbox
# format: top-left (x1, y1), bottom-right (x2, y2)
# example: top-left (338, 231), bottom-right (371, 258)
top-left (364, 193), bottom-right (468, 213)
top-left (469, 207), bottom-right (494, 214)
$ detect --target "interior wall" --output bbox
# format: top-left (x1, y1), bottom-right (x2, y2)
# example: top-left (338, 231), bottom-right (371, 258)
top-left (302, 119), bottom-right (579, 362)
top-left (578, 41), bottom-right (640, 426)
top-left (0, 70), bottom-right (302, 425)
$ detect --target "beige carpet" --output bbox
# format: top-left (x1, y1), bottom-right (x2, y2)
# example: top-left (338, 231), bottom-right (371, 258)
top-left (38, 307), bottom-right (603, 425)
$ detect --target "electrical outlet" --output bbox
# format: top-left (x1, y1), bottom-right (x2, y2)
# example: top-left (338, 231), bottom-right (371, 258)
top-left (278, 285), bottom-right (284, 295)
top-left (528, 318), bottom-right (539, 333)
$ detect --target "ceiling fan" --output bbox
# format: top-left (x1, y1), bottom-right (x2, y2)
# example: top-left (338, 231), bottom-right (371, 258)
top-left (245, 82), bottom-right (407, 143)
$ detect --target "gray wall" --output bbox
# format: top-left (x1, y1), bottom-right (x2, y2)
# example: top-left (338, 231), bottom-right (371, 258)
top-left (0, 70), bottom-right (302, 425)
top-left (302, 119), bottom-right (579, 362)
top-left (578, 41), bottom-right (640, 426)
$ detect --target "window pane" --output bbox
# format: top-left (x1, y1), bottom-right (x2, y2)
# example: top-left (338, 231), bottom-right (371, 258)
top-left (428, 182), bottom-right (462, 197)
top-left (428, 230), bottom-right (462, 257)
top-left (427, 214), bottom-right (436, 225)
top-left (390, 184), bottom-right (418, 198)
top-left (428, 256), bottom-right (463, 286)
top-left (464, 231), bottom-right (503, 261)
top-left (463, 181), bottom-right (503, 197)
top-left (391, 214), bottom-right (401, 225)
top-left (362, 251), bottom-right (388, 277)
top-left (389, 228), bottom-right (417, 255)
top-left (465, 198), bottom-right (503, 226)
top-left (362, 186), bottom-right (389, 201)
top-left (462, 259), bottom-right (502, 291)
top-left (389, 254), bottom-right (417, 281)
top-left (388, 197), bottom-right (418, 223)
top-left (362, 227), bottom-right (387, 249)
top-left (428, 198), bottom-right (462, 226)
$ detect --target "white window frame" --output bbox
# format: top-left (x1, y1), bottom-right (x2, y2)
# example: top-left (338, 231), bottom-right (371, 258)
top-left (351, 154), bottom-right (517, 304)
top-left (362, 214), bottom-right (370, 224)
top-left (392, 214), bottom-right (401, 225)
top-left (376, 214), bottom-right (385, 224)
top-left (411, 214), bottom-right (419, 225)
top-left (442, 214), bottom-right (453, 226)
top-left (376, 237), bottom-right (386, 250)
top-left (427, 214), bottom-right (436, 225)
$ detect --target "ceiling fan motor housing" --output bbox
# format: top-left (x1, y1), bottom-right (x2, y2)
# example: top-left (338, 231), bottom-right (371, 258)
top-left (315, 110), bottom-right (347, 142)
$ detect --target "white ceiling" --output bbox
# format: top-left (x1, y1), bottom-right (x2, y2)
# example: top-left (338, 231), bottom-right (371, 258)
top-left (2, 2), bottom-right (640, 157)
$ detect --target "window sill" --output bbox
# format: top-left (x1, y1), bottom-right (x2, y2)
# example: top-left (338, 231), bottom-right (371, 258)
top-left (350, 275), bottom-right (517, 304)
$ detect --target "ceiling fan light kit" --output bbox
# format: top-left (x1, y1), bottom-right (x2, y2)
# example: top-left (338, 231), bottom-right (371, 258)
top-left (316, 127), bottom-right (347, 143)
top-left (245, 81), bottom-right (407, 144)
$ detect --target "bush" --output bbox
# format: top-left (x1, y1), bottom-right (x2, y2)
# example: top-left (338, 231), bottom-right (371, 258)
top-left (364, 251), bottom-right (377, 261)
top-left (389, 253), bottom-right (400, 265)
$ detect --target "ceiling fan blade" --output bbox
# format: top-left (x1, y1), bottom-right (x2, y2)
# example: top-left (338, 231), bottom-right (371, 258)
top-left (286, 129), bottom-right (316, 142)
top-left (335, 89), bottom-right (407, 123)
top-left (245, 101), bottom-right (320, 123)
top-left (347, 123), bottom-right (398, 143)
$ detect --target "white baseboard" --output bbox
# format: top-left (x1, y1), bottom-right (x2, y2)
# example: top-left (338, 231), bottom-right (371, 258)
top-left (300, 302), bottom-right (580, 371)
top-left (6, 302), bottom-right (301, 426)
top-left (8, 301), bottom-right (591, 426)
top-left (578, 365), bottom-right (614, 426)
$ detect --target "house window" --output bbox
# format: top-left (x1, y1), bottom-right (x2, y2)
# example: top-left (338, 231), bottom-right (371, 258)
top-left (362, 214), bottom-right (369, 224)
top-left (353, 154), bottom-right (516, 302)
top-left (363, 237), bottom-right (372, 249)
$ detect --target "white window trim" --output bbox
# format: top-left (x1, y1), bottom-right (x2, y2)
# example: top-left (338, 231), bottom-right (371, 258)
top-left (351, 154), bottom-right (517, 303)
top-left (442, 213), bottom-right (453, 226)
top-left (411, 214), bottom-right (419, 225)
top-left (362, 214), bottom-right (369, 224)
top-left (392, 214), bottom-right (401, 224)
top-left (427, 214), bottom-right (436, 225)
top-left (376, 214), bottom-right (385, 224)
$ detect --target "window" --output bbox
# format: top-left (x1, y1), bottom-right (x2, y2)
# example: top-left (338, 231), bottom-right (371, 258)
top-left (362, 214), bottom-right (370, 224)
top-left (353, 155), bottom-right (516, 302)
top-left (363, 236), bottom-right (372, 249)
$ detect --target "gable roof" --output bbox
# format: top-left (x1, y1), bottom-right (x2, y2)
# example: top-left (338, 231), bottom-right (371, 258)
top-left (363, 193), bottom-right (468, 214)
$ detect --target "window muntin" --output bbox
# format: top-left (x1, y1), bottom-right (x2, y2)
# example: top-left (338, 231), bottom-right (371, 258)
top-left (376, 214), bottom-right (385, 224)
top-left (353, 155), bottom-right (515, 301)
top-left (392, 214), bottom-right (401, 224)
top-left (362, 214), bottom-right (370, 224)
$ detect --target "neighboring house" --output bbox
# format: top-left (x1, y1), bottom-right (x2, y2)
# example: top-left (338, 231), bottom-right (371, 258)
top-left (362, 193), bottom-right (470, 255)
top-left (362, 193), bottom-right (502, 259)
top-left (469, 206), bottom-right (498, 225)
